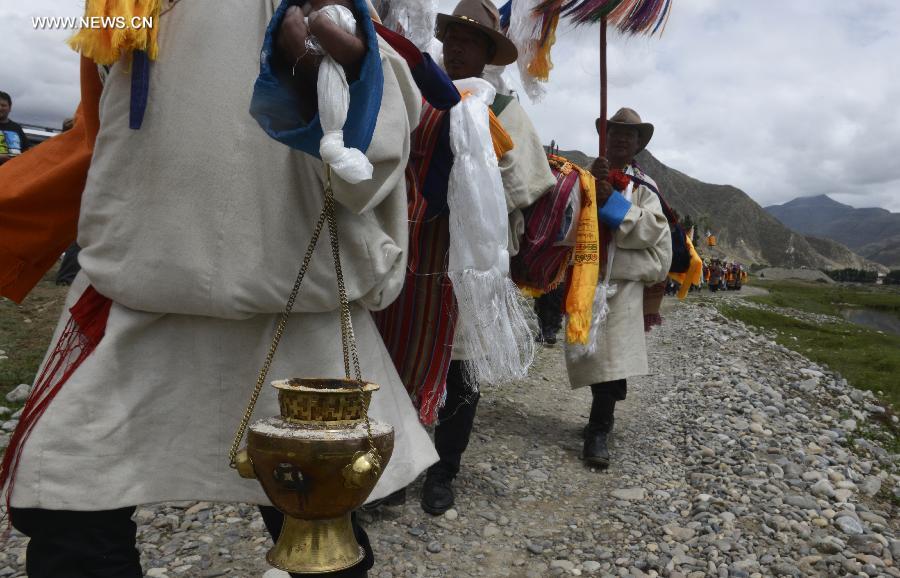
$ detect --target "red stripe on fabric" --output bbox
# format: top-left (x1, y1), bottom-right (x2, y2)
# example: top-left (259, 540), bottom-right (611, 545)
top-left (406, 221), bottom-right (444, 387)
top-left (373, 104), bottom-right (458, 425)
top-left (511, 167), bottom-right (579, 292)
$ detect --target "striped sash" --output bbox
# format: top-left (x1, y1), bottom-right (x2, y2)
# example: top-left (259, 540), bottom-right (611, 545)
top-left (372, 104), bottom-right (458, 425)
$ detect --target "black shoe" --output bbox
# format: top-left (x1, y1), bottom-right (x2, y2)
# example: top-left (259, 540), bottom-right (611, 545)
top-left (421, 474), bottom-right (455, 515)
top-left (582, 416), bottom-right (614, 440)
top-left (583, 425), bottom-right (611, 468)
top-left (543, 334), bottom-right (557, 346)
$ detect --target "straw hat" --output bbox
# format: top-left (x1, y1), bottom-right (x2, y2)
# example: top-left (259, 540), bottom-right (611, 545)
top-left (435, 0), bottom-right (518, 66)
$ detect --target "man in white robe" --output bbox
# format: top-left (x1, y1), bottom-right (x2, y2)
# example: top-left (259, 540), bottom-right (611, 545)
top-left (567, 108), bottom-right (672, 469)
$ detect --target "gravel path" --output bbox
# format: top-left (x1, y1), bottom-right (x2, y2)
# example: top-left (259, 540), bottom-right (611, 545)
top-left (2, 297), bottom-right (898, 577)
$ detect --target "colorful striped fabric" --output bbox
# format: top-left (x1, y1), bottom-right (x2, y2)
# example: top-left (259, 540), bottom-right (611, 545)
top-left (374, 98), bottom-right (515, 424)
top-left (372, 105), bottom-right (458, 425)
top-left (510, 162), bottom-right (578, 295)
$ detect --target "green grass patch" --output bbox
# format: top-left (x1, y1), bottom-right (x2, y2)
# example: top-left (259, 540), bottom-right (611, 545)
top-left (0, 268), bottom-right (69, 406)
top-left (748, 279), bottom-right (900, 316)
top-left (718, 304), bottom-right (900, 410)
top-left (850, 419), bottom-right (900, 457)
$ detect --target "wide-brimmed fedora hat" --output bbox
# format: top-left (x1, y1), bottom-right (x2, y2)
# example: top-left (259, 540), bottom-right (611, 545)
top-left (436, 0), bottom-right (518, 66)
top-left (596, 107), bottom-right (654, 152)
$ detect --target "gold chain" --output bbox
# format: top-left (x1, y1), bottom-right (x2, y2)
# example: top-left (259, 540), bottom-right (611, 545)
top-left (229, 165), bottom-right (379, 468)
top-left (322, 168), bottom-right (380, 465)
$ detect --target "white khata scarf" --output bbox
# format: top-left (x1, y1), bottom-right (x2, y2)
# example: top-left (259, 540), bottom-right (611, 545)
top-left (446, 77), bottom-right (536, 385)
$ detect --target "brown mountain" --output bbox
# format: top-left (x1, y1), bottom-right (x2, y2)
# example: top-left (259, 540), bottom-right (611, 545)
top-left (856, 235), bottom-right (900, 269)
top-left (550, 148), bottom-right (882, 271)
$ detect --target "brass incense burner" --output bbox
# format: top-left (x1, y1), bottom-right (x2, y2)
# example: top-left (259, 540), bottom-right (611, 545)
top-left (230, 167), bottom-right (391, 573)
top-left (235, 379), bottom-right (393, 572)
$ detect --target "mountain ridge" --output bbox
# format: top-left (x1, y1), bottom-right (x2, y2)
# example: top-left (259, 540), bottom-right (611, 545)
top-left (765, 194), bottom-right (900, 267)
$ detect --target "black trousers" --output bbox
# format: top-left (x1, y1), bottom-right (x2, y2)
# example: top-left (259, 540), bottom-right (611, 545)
top-left (589, 379), bottom-right (627, 427)
top-left (55, 242), bottom-right (82, 285)
top-left (534, 284), bottom-right (565, 338)
top-left (10, 506), bottom-right (373, 578)
top-left (430, 360), bottom-right (480, 478)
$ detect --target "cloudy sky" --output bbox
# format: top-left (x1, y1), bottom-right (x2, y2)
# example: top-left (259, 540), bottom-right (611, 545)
top-left (3, 0), bottom-right (899, 211)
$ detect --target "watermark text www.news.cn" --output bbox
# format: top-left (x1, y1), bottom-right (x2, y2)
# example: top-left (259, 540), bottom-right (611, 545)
top-left (32, 16), bottom-right (155, 30)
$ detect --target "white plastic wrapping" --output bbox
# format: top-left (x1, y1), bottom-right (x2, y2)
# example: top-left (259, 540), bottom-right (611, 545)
top-left (447, 79), bottom-right (507, 273)
top-left (311, 5), bottom-right (374, 184)
top-left (446, 78), bottom-right (536, 385)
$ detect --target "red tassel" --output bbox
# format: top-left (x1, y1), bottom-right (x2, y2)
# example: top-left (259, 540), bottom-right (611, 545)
top-left (0, 285), bottom-right (112, 513)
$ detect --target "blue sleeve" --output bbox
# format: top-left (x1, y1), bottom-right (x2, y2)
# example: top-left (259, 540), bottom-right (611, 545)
top-left (248, 0), bottom-right (384, 157)
top-left (598, 190), bottom-right (632, 229)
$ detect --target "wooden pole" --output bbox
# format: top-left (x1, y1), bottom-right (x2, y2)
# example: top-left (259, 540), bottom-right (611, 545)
top-left (599, 18), bottom-right (608, 158)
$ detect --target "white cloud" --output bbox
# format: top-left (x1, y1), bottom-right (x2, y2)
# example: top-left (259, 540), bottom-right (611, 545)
top-left (0, 1), bottom-right (82, 128)
top-left (440, 0), bottom-right (900, 212)
top-left (1, 0), bottom-right (898, 212)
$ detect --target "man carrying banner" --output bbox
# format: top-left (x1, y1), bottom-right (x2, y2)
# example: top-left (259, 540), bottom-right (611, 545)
top-left (567, 107), bottom-right (672, 469)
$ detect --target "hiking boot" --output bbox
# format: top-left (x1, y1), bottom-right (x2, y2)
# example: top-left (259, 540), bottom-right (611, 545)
top-left (582, 416), bottom-right (614, 439)
top-left (421, 473), bottom-right (455, 515)
top-left (583, 424), bottom-right (612, 468)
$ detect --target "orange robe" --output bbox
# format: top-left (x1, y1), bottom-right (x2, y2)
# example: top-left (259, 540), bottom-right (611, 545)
top-left (0, 58), bottom-right (102, 303)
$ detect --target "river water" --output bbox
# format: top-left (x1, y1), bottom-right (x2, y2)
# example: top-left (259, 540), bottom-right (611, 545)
top-left (840, 308), bottom-right (900, 336)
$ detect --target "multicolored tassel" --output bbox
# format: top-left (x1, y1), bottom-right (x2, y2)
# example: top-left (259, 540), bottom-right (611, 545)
top-left (508, 0), bottom-right (563, 101)
top-left (527, 4), bottom-right (561, 80)
top-left (534, 0), bottom-right (672, 36)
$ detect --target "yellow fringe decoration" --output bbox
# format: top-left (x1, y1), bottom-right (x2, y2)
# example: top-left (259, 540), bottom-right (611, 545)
top-left (564, 166), bottom-right (600, 344)
top-left (526, 11), bottom-right (560, 81)
top-left (668, 233), bottom-right (703, 300)
top-left (68, 0), bottom-right (162, 65)
top-left (489, 109), bottom-right (514, 159)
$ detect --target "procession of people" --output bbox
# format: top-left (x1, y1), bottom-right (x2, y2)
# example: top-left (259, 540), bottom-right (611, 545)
top-left (0, 1), bottom-right (679, 576)
top-left (704, 259), bottom-right (748, 293)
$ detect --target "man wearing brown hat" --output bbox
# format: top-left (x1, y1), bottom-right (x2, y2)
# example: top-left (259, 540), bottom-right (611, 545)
top-left (566, 107), bottom-right (672, 468)
top-left (374, 0), bottom-right (555, 515)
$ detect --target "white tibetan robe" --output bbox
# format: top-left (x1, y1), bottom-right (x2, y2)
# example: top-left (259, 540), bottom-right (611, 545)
top-left (566, 184), bottom-right (672, 388)
top-left (12, 0), bottom-right (437, 510)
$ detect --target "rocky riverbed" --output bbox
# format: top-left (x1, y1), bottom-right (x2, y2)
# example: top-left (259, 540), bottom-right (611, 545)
top-left (1, 298), bottom-right (898, 577)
